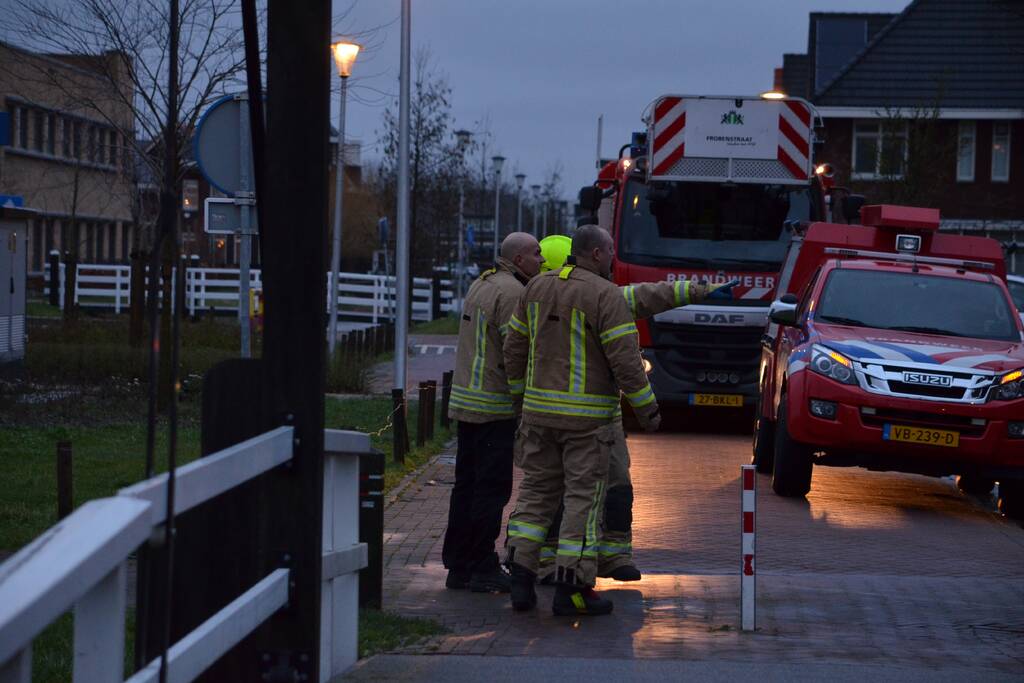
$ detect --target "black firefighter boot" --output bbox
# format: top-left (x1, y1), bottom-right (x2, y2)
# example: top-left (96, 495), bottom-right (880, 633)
top-left (505, 557), bottom-right (538, 612)
top-left (552, 567), bottom-right (613, 616)
top-left (468, 554), bottom-right (512, 593)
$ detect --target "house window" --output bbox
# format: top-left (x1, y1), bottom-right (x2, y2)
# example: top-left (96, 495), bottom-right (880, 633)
top-left (88, 126), bottom-right (98, 163)
top-left (17, 106), bottom-right (28, 148)
top-left (72, 121), bottom-right (82, 158)
top-left (957, 121), bottom-right (975, 182)
top-left (992, 122), bottom-right (1011, 182)
top-left (61, 118), bottom-right (70, 158)
top-left (33, 109), bottom-right (44, 151)
top-left (852, 121), bottom-right (907, 179)
top-left (108, 131), bottom-right (118, 168)
top-left (46, 114), bottom-right (56, 155)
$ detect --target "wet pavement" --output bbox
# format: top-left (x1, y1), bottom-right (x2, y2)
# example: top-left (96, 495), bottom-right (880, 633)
top-left (347, 412), bottom-right (1024, 679)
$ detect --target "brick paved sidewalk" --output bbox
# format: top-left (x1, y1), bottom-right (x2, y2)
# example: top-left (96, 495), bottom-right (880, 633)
top-left (371, 432), bottom-right (1024, 676)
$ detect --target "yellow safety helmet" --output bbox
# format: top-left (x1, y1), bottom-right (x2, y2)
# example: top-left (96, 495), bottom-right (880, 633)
top-left (539, 234), bottom-right (572, 273)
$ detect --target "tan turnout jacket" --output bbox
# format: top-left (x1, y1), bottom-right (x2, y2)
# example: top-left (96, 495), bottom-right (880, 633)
top-left (504, 263), bottom-right (659, 431)
top-left (448, 258), bottom-right (528, 423)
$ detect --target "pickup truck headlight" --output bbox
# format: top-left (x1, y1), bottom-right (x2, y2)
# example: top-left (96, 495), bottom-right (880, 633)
top-left (990, 369), bottom-right (1024, 401)
top-left (809, 344), bottom-right (857, 386)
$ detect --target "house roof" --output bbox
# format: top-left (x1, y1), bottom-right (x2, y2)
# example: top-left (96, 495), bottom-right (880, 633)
top-left (815, 0), bottom-right (1024, 109)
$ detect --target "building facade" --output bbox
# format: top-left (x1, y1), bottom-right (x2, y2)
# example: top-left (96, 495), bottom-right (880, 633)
top-left (0, 41), bottom-right (135, 276)
top-left (774, 1), bottom-right (1024, 274)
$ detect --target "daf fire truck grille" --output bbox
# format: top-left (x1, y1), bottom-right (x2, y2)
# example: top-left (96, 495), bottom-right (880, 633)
top-left (650, 323), bottom-right (763, 386)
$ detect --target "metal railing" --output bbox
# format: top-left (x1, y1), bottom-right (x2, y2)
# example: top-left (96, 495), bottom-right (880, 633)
top-left (43, 263), bottom-right (454, 322)
top-left (0, 427), bottom-right (371, 683)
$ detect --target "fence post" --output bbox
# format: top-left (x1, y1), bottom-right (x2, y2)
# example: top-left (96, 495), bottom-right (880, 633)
top-left (440, 370), bottom-right (453, 429)
top-left (425, 380), bottom-right (437, 440)
top-left (416, 382), bottom-right (428, 447)
top-left (430, 274), bottom-right (442, 321)
top-left (392, 389), bottom-right (407, 464)
top-left (48, 250), bottom-right (60, 307)
top-left (57, 441), bottom-right (72, 520)
top-left (113, 267), bottom-right (122, 315)
top-left (129, 251), bottom-right (145, 346)
top-left (175, 255), bottom-right (187, 321)
top-left (358, 449), bottom-right (385, 609)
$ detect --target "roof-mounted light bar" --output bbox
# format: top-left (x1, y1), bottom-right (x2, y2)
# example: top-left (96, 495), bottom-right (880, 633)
top-left (823, 247), bottom-right (995, 271)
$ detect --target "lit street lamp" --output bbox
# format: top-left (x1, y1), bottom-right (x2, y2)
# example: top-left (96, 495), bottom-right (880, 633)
top-left (454, 129), bottom-right (472, 311)
top-left (530, 184), bottom-right (541, 237)
top-left (491, 155), bottom-right (505, 263)
top-left (515, 173), bottom-right (526, 232)
top-left (328, 39), bottom-right (360, 356)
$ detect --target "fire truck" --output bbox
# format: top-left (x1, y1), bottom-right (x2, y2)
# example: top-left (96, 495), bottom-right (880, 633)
top-left (579, 95), bottom-right (837, 409)
top-left (755, 204), bottom-right (1024, 517)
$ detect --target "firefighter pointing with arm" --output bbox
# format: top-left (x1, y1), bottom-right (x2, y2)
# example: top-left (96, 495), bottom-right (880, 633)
top-left (503, 225), bottom-right (661, 616)
top-left (534, 234), bottom-right (738, 583)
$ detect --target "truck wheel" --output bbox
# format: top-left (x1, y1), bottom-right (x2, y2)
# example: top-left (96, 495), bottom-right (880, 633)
top-left (751, 411), bottom-right (775, 474)
top-left (956, 475), bottom-right (995, 497)
top-left (771, 400), bottom-right (813, 498)
top-left (998, 479), bottom-right (1024, 519)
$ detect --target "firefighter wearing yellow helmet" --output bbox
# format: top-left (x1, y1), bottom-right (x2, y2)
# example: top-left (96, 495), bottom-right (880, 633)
top-left (533, 233), bottom-right (737, 582)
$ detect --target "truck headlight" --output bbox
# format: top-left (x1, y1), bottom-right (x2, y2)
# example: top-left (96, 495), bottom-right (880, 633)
top-left (990, 369), bottom-right (1024, 401)
top-left (809, 345), bottom-right (857, 385)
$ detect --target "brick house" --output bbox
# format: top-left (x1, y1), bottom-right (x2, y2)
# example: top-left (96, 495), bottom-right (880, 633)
top-left (0, 40), bottom-right (135, 276)
top-left (774, 0), bottom-right (1024, 274)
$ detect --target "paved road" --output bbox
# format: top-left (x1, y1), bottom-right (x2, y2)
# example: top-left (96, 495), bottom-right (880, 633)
top-left (367, 334), bottom-right (456, 395)
top-left (347, 413), bottom-right (1024, 679)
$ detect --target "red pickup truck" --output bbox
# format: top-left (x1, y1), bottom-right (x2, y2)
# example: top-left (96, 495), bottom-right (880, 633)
top-left (753, 205), bottom-right (1024, 517)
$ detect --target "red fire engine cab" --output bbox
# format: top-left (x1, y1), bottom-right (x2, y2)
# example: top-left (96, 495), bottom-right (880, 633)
top-left (754, 205), bottom-right (1024, 517)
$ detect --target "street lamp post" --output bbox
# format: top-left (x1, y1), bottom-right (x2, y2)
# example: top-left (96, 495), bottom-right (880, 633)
top-left (328, 40), bottom-right (360, 356)
top-left (515, 173), bottom-right (526, 233)
top-left (454, 129), bottom-right (472, 311)
top-left (491, 155), bottom-right (504, 263)
top-left (530, 184), bottom-right (541, 237)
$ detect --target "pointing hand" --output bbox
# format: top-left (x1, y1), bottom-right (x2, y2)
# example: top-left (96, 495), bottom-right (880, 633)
top-left (707, 279), bottom-right (741, 301)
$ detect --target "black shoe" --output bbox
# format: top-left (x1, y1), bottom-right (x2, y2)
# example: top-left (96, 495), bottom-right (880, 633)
top-left (445, 569), bottom-right (470, 590)
top-left (552, 585), bottom-right (614, 616)
top-left (469, 565), bottom-right (512, 593)
top-left (507, 563), bottom-right (537, 611)
top-left (538, 572), bottom-right (556, 586)
top-left (602, 565), bottom-right (642, 582)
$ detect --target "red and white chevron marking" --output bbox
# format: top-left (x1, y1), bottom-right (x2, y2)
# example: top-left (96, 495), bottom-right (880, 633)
top-left (741, 464), bottom-right (756, 631)
top-left (651, 96), bottom-right (813, 181)
top-left (777, 100), bottom-right (812, 180)
top-left (650, 96), bottom-right (686, 176)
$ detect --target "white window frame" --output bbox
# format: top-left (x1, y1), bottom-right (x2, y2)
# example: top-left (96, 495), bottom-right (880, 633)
top-left (956, 121), bottom-right (975, 182)
top-left (991, 122), bottom-right (1011, 183)
top-left (851, 120), bottom-right (908, 180)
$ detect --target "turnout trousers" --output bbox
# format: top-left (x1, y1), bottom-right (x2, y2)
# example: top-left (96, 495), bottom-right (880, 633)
top-left (442, 419), bottom-right (516, 573)
top-left (538, 415), bottom-right (634, 576)
top-left (505, 422), bottom-right (615, 585)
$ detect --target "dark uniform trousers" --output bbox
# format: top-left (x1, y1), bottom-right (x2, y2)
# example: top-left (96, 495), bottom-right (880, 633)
top-left (441, 419), bottom-right (516, 573)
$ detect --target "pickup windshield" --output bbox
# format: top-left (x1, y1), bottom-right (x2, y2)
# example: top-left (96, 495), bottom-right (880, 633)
top-left (817, 269), bottom-right (1020, 342)
top-left (617, 179), bottom-right (812, 269)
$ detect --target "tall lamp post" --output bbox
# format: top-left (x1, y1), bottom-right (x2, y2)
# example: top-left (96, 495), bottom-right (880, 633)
top-left (530, 184), bottom-right (541, 237)
top-left (515, 173), bottom-right (526, 232)
top-left (454, 129), bottom-right (472, 311)
top-left (328, 40), bottom-right (360, 356)
top-left (491, 155), bottom-right (505, 263)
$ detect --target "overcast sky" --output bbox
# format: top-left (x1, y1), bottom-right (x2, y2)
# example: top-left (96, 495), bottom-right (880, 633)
top-left (333, 0), bottom-right (911, 200)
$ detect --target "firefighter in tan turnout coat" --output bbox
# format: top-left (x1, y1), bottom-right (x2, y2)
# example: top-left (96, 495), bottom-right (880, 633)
top-left (503, 225), bottom-right (660, 616)
top-left (442, 232), bottom-right (545, 593)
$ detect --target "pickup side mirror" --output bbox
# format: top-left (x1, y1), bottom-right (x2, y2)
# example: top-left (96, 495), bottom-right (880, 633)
top-left (769, 293), bottom-right (799, 326)
top-left (578, 185), bottom-right (603, 213)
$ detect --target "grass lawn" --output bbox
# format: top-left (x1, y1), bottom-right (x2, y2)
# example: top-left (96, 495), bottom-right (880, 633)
top-left (26, 299), bottom-right (61, 318)
top-left (412, 315), bottom-right (459, 336)
top-left (1, 385), bottom-right (450, 680)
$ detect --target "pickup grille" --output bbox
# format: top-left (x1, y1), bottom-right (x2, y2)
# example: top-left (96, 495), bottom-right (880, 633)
top-left (861, 408), bottom-right (985, 437)
top-left (885, 381), bottom-right (966, 400)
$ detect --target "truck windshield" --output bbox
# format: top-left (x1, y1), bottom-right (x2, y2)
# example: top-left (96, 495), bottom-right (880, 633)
top-left (817, 269), bottom-right (1020, 342)
top-left (617, 179), bottom-right (811, 269)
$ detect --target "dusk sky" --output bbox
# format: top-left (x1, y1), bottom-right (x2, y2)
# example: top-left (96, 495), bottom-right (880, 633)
top-left (333, 0), bottom-right (911, 202)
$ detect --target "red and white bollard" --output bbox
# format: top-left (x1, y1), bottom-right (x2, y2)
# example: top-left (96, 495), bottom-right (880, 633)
top-left (740, 464), bottom-right (756, 631)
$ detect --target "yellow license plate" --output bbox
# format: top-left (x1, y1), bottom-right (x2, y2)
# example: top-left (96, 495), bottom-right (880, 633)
top-left (689, 393), bottom-right (743, 407)
top-left (883, 424), bottom-right (959, 448)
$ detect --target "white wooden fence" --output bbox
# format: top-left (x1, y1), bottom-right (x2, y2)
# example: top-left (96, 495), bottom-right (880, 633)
top-left (0, 428), bottom-right (371, 683)
top-left (44, 263), bottom-right (455, 323)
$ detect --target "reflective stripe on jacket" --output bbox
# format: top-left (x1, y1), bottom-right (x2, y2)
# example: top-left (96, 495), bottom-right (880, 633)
top-left (449, 258), bottom-right (527, 424)
top-left (503, 264), bottom-right (658, 430)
